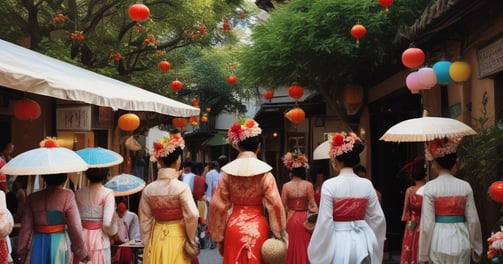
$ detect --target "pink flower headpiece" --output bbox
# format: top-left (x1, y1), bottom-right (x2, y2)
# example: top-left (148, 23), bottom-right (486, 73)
top-left (150, 133), bottom-right (185, 163)
top-left (227, 119), bottom-right (262, 145)
top-left (282, 151), bottom-right (309, 171)
top-left (425, 137), bottom-right (461, 160)
top-left (328, 132), bottom-right (361, 158)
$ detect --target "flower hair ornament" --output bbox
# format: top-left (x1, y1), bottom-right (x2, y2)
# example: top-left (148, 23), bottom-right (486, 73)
top-left (328, 132), bottom-right (361, 158)
top-left (39, 137), bottom-right (59, 148)
top-left (282, 151), bottom-right (309, 171)
top-left (150, 133), bottom-right (185, 163)
top-left (425, 137), bottom-right (461, 160)
top-left (227, 118), bottom-right (262, 145)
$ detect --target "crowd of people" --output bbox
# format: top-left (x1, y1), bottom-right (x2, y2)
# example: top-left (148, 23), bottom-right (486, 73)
top-left (0, 118), bottom-right (486, 264)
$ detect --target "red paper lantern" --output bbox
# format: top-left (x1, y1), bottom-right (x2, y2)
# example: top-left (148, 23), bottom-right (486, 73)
top-left (263, 90), bottom-right (274, 101)
top-left (170, 79), bottom-right (183, 93)
top-left (118, 113), bottom-right (140, 131)
top-left (158, 61), bottom-right (171, 73)
top-left (201, 114), bottom-right (208, 123)
top-left (128, 3), bottom-right (150, 23)
top-left (172, 117), bottom-right (188, 130)
top-left (350, 24), bottom-right (366, 47)
top-left (285, 107), bottom-right (305, 124)
top-left (489, 181), bottom-right (503, 202)
top-left (401, 47), bottom-right (425, 69)
top-left (14, 98), bottom-right (41, 120)
top-left (227, 75), bottom-right (238, 85)
top-left (191, 98), bottom-right (199, 107)
top-left (377, 0), bottom-right (394, 12)
top-left (288, 82), bottom-right (304, 101)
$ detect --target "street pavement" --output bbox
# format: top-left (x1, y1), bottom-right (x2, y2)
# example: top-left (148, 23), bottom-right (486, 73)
top-left (197, 247), bottom-right (223, 264)
top-left (195, 248), bottom-right (400, 264)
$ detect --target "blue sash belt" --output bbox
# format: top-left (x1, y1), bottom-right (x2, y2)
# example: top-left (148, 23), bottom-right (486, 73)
top-left (435, 215), bottom-right (465, 223)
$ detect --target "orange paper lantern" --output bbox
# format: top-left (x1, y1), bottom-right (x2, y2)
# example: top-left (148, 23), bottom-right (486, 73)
top-left (201, 114), bottom-right (209, 123)
top-left (285, 107), bottom-right (305, 124)
top-left (172, 117), bottom-right (188, 130)
top-left (343, 84), bottom-right (364, 105)
top-left (14, 98), bottom-right (41, 120)
top-left (118, 113), bottom-right (140, 131)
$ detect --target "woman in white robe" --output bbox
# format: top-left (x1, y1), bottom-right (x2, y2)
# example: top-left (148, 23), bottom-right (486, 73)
top-left (308, 132), bottom-right (386, 264)
top-left (418, 138), bottom-right (482, 264)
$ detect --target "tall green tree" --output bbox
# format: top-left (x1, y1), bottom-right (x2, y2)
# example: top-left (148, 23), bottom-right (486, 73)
top-left (239, 0), bottom-right (432, 119)
top-left (0, 0), bottom-right (253, 115)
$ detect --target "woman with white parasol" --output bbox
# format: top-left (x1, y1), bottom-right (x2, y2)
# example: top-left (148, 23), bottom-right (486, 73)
top-left (9, 138), bottom-right (90, 264)
top-left (418, 137), bottom-right (482, 264)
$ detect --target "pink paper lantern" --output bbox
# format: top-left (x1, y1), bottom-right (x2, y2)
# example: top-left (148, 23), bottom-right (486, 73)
top-left (406, 71), bottom-right (423, 93)
top-left (417, 67), bottom-right (437, 89)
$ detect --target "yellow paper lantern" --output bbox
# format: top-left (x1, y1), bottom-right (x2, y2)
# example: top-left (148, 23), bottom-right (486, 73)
top-left (449, 61), bottom-right (471, 82)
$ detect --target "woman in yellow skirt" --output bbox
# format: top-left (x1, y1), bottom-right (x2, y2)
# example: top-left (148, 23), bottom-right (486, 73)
top-left (139, 130), bottom-right (199, 264)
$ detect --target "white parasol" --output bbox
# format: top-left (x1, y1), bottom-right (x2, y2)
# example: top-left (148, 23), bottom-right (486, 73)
top-left (0, 147), bottom-right (88, 176)
top-left (104, 173), bottom-right (146, 197)
top-left (313, 141), bottom-right (330, 160)
top-left (379, 110), bottom-right (477, 142)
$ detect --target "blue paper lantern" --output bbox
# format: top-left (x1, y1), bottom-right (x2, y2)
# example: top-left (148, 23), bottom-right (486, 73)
top-left (432, 60), bottom-right (452, 84)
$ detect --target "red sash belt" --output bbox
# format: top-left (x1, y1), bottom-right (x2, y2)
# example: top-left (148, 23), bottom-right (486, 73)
top-left (434, 196), bottom-right (466, 216)
top-left (333, 198), bottom-right (367, 221)
top-left (152, 208), bottom-right (183, 221)
top-left (35, 224), bottom-right (65, 233)
top-left (287, 197), bottom-right (308, 211)
top-left (82, 220), bottom-right (103, 230)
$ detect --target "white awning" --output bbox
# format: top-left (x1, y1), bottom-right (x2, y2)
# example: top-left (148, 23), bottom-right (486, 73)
top-left (0, 39), bottom-right (199, 117)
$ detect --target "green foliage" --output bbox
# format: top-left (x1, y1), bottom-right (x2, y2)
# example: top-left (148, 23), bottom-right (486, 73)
top-left (0, 0), bottom-right (251, 115)
top-left (457, 96), bottom-right (503, 238)
top-left (239, 0), bottom-right (432, 90)
top-left (458, 111), bottom-right (503, 201)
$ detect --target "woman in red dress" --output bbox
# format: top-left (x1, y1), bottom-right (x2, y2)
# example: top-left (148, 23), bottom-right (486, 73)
top-left (208, 119), bottom-right (287, 264)
top-left (400, 156), bottom-right (426, 264)
top-left (281, 152), bottom-right (317, 264)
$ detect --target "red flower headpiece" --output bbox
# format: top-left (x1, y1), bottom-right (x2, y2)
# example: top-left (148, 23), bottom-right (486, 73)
top-left (328, 132), bottom-right (361, 158)
top-left (425, 137), bottom-right (461, 160)
top-left (150, 133), bottom-right (185, 163)
top-left (282, 151), bottom-right (309, 171)
top-left (39, 137), bottom-right (59, 148)
top-left (227, 119), bottom-right (262, 145)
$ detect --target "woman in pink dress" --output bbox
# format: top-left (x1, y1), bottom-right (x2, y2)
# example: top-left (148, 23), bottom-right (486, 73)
top-left (75, 167), bottom-right (118, 263)
top-left (139, 131), bottom-right (199, 264)
top-left (400, 156), bottom-right (426, 264)
top-left (281, 152), bottom-right (317, 264)
top-left (208, 119), bottom-right (287, 264)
